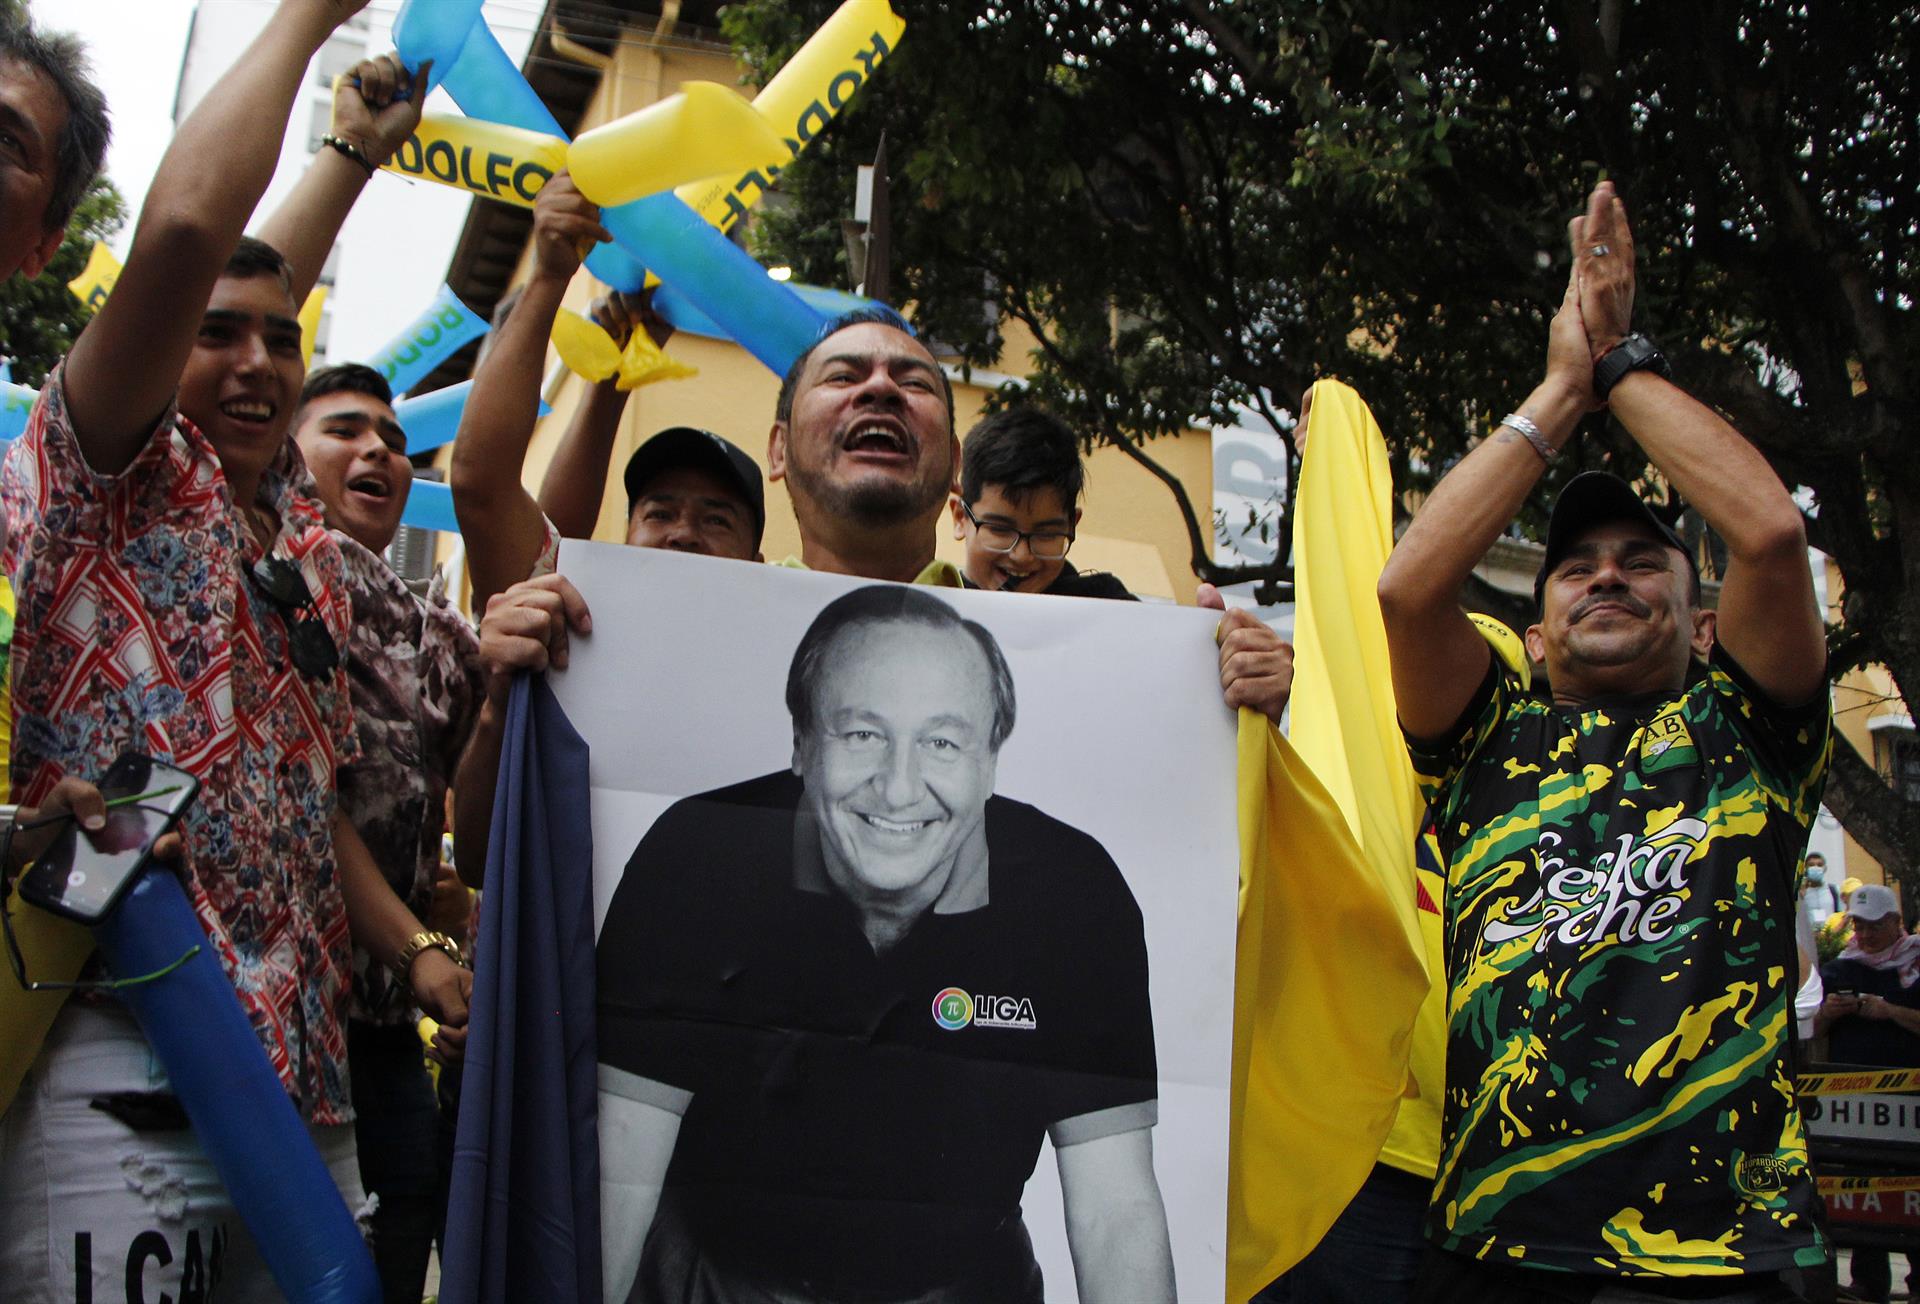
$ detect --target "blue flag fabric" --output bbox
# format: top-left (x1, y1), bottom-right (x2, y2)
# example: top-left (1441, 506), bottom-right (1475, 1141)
top-left (441, 676), bottom-right (602, 1304)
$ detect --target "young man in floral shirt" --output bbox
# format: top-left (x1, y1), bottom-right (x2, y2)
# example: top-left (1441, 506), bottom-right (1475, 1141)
top-left (0, 7), bottom-right (466, 1300)
top-left (293, 361), bottom-right (485, 1302)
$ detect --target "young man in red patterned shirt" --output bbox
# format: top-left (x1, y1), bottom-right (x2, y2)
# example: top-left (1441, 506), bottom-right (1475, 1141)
top-left (0, 5), bottom-right (467, 1300)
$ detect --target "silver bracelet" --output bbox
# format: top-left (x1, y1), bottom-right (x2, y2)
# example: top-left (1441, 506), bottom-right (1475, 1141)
top-left (1499, 412), bottom-right (1556, 462)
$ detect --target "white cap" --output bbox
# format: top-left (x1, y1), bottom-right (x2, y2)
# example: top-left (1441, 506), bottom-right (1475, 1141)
top-left (1849, 884), bottom-right (1901, 922)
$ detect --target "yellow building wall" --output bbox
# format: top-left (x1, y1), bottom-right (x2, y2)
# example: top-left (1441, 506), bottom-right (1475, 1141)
top-left (1827, 559), bottom-right (1901, 889)
top-left (469, 30), bottom-right (1214, 602)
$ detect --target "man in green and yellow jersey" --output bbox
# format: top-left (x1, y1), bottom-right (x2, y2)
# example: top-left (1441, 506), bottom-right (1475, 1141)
top-left (1378, 181), bottom-right (1832, 1302)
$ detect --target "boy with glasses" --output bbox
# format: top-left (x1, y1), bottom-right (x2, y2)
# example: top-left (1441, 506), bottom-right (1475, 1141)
top-left (951, 407), bottom-right (1137, 599)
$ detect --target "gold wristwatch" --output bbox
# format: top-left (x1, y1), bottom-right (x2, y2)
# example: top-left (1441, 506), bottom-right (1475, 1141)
top-left (392, 930), bottom-right (465, 981)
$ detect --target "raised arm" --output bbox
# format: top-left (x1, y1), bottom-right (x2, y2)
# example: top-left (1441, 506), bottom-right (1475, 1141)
top-left (1573, 191), bottom-right (1825, 704)
top-left (449, 172), bottom-right (610, 608)
top-left (535, 291), bottom-right (662, 538)
top-left (1377, 241), bottom-right (1597, 739)
top-left (63, 0), bottom-right (365, 472)
top-left (256, 52), bottom-right (427, 303)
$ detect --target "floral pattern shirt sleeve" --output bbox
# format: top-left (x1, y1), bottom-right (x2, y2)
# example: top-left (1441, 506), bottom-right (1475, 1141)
top-left (333, 534), bottom-right (484, 1024)
top-left (2, 362), bottom-right (362, 1123)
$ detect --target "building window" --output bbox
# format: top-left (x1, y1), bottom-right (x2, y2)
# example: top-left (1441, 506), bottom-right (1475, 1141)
top-left (314, 34), bottom-right (363, 91)
top-left (306, 99), bottom-right (333, 154)
top-left (1874, 726), bottom-right (1920, 804)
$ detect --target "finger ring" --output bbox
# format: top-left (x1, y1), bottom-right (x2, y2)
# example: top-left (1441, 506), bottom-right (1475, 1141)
top-left (1588, 243), bottom-right (1610, 257)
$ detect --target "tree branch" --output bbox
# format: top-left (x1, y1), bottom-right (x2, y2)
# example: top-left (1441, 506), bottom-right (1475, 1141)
top-left (1823, 732), bottom-right (1920, 890)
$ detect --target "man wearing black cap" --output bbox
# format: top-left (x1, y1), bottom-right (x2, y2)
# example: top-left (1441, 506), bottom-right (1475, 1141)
top-left (1378, 182), bottom-right (1832, 1302)
top-left (616, 425), bottom-right (764, 561)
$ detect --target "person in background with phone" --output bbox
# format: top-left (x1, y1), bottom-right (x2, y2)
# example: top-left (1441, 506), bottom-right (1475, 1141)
top-left (1814, 883), bottom-right (1920, 1302)
top-left (0, 7), bottom-right (467, 1301)
top-left (289, 361), bottom-right (485, 1304)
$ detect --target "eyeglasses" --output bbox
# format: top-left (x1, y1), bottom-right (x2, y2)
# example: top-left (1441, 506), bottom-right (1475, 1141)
top-left (960, 501), bottom-right (1074, 561)
top-left (248, 557), bottom-right (340, 681)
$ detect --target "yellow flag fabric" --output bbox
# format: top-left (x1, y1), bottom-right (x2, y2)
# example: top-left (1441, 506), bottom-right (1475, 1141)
top-left (66, 240), bottom-right (120, 310)
top-left (0, 577), bottom-right (95, 1119)
top-left (1287, 378), bottom-right (1447, 1183)
top-left (299, 286), bottom-right (328, 370)
top-left (1228, 713), bottom-right (1426, 1300)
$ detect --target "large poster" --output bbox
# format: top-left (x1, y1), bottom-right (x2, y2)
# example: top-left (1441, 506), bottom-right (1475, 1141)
top-left (550, 542), bottom-right (1238, 1302)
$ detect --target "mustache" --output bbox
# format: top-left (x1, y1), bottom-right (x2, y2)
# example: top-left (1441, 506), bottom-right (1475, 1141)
top-left (1570, 592), bottom-right (1652, 622)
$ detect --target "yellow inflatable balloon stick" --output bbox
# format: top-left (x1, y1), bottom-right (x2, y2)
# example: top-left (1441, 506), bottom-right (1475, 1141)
top-left (381, 113), bottom-right (570, 209)
top-left (568, 83), bottom-right (785, 210)
top-left (676, 0), bottom-right (907, 233)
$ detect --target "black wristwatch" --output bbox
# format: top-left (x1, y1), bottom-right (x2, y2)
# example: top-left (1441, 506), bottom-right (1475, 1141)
top-left (1593, 333), bottom-right (1671, 402)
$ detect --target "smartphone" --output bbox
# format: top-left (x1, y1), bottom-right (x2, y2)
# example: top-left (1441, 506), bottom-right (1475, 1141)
top-left (16, 753), bottom-right (199, 925)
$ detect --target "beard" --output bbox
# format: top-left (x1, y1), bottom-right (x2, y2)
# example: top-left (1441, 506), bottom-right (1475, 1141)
top-left (787, 459), bottom-right (949, 528)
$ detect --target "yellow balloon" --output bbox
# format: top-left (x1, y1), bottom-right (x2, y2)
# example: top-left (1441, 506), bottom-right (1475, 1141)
top-left (66, 240), bottom-right (121, 310)
top-left (614, 331), bottom-right (698, 392)
top-left (551, 309), bottom-right (699, 390)
top-left (298, 285), bottom-right (327, 370)
top-left (380, 114), bottom-right (569, 209)
top-left (676, 0), bottom-right (907, 234)
top-left (1467, 610), bottom-right (1532, 691)
top-left (550, 308), bottom-right (624, 383)
top-left (568, 83), bottom-right (785, 210)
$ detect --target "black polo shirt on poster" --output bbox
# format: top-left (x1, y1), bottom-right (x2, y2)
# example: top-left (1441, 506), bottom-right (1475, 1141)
top-left (596, 769), bottom-right (1158, 1298)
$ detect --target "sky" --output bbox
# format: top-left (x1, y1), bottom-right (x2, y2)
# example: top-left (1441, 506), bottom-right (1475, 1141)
top-left (24, 0), bottom-right (551, 244)
top-left (22, 0), bottom-right (547, 362)
top-left (29, 0), bottom-right (198, 232)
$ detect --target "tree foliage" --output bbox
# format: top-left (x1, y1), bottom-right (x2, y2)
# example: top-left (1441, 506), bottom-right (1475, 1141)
top-left (727, 0), bottom-right (1920, 881)
top-left (0, 175), bottom-right (126, 387)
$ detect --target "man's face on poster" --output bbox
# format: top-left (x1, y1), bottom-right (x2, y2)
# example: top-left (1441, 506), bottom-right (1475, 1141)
top-left (793, 619), bottom-right (999, 912)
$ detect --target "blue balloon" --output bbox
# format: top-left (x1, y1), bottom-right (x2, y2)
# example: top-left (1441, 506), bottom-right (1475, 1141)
top-left (442, 23), bottom-right (567, 138)
top-left (393, 3), bottom-right (829, 376)
top-left (399, 478), bottom-right (461, 534)
top-left (392, 380), bottom-right (549, 456)
top-left (0, 382), bottom-right (37, 442)
top-left (393, 381), bottom-right (470, 455)
top-left (366, 285), bottom-right (491, 401)
top-left (93, 869), bottom-right (380, 1304)
top-left (391, 0), bottom-right (483, 94)
top-left (653, 282), bottom-right (895, 345)
top-left (582, 241), bottom-right (651, 295)
top-left (598, 195), bottom-right (826, 375)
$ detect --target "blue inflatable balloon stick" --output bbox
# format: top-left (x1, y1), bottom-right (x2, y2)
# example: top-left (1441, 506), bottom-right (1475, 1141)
top-left (365, 285), bottom-right (491, 401)
top-left (92, 868), bottom-right (380, 1304)
top-left (391, 0), bottom-right (482, 93)
top-left (0, 381), bottom-right (38, 442)
top-left (391, 1), bottom-right (828, 375)
top-left (398, 478), bottom-right (461, 535)
top-left (443, 23), bottom-right (567, 138)
top-left (391, 379), bottom-right (550, 457)
top-left (599, 194), bottom-right (826, 375)
top-left (651, 281), bottom-right (893, 344)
